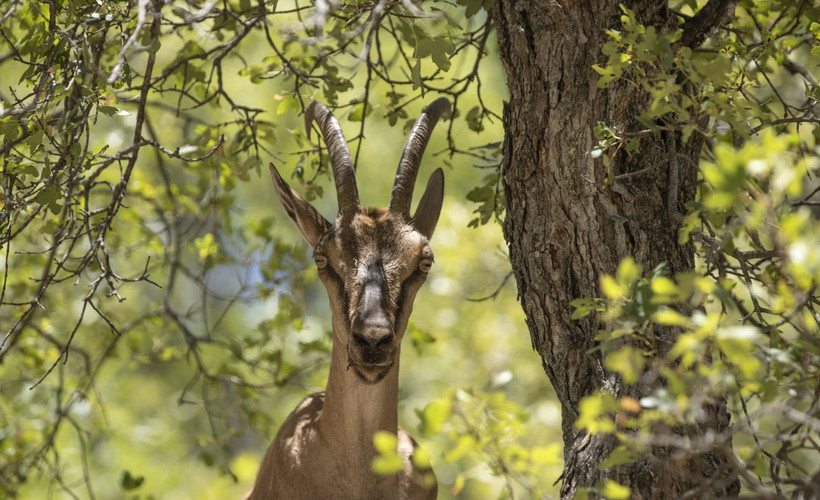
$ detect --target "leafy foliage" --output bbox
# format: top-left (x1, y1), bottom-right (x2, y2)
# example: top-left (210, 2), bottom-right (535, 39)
top-left (2, 0), bottom-right (819, 498)
top-left (575, 2), bottom-right (820, 496)
top-left (0, 0), bottom-right (542, 498)
top-left (417, 387), bottom-right (561, 498)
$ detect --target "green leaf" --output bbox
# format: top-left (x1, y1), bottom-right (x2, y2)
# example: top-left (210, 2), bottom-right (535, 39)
top-left (452, 475), bottom-right (466, 496)
top-left (575, 391), bottom-right (618, 434)
top-left (444, 434), bottom-right (476, 463)
top-left (465, 184), bottom-right (492, 203)
top-left (411, 60), bottom-right (422, 90)
top-left (599, 445), bottom-right (638, 469)
top-left (616, 257), bottom-right (642, 286)
top-left (277, 95), bottom-right (298, 116)
top-left (692, 52), bottom-right (733, 87)
top-left (299, 339), bottom-right (330, 354)
top-left (409, 323), bottom-right (436, 354)
top-left (716, 326), bottom-right (762, 379)
top-left (650, 276), bottom-right (677, 295)
top-left (411, 446), bottom-right (431, 469)
top-left (653, 308), bottom-right (691, 327)
top-left (677, 211), bottom-right (700, 244)
top-left (220, 163), bottom-right (236, 191)
top-left (571, 298), bottom-right (604, 320)
top-left (194, 233), bottom-right (219, 262)
top-left (120, 470), bottom-right (145, 491)
top-left (457, 0), bottom-right (484, 18)
top-left (465, 106), bottom-right (484, 132)
top-left (415, 37), bottom-right (433, 59)
top-left (371, 431), bottom-right (404, 475)
top-left (26, 126), bottom-right (44, 154)
top-left (0, 117), bottom-right (21, 142)
top-left (431, 42), bottom-right (452, 71)
top-left (347, 101), bottom-right (370, 122)
top-left (416, 397), bottom-right (451, 435)
top-left (604, 346), bottom-right (645, 385)
top-left (98, 105), bottom-right (119, 117)
top-left (600, 480), bottom-right (631, 500)
top-left (35, 184), bottom-right (61, 214)
top-left (601, 275), bottom-right (625, 299)
top-left (530, 443), bottom-right (562, 465)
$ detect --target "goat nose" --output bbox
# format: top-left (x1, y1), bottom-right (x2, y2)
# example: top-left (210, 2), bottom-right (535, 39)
top-left (351, 316), bottom-right (394, 349)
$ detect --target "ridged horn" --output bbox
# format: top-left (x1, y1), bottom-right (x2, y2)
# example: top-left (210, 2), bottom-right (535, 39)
top-left (305, 101), bottom-right (360, 215)
top-left (389, 97), bottom-right (451, 215)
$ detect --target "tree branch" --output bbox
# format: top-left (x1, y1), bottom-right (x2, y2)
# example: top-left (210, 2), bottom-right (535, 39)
top-left (681, 0), bottom-right (739, 47)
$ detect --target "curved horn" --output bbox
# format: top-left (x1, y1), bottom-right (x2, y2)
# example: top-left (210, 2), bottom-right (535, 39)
top-left (389, 97), bottom-right (451, 215)
top-left (305, 101), bottom-right (360, 215)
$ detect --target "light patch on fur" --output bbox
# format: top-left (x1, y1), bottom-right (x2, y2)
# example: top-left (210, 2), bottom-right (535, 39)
top-left (283, 394), bottom-right (324, 467)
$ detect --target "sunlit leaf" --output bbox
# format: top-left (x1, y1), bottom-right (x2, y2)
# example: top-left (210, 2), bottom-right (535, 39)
top-left (600, 480), bottom-right (631, 500)
top-left (600, 445), bottom-right (638, 469)
top-left (371, 431), bottom-right (404, 476)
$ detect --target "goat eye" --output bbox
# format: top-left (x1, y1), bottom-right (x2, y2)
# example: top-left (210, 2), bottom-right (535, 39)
top-left (314, 255), bottom-right (328, 269)
top-left (419, 258), bottom-right (433, 273)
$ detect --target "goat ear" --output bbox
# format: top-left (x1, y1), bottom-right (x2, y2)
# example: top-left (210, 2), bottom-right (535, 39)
top-left (270, 164), bottom-right (331, 248)
top-left (411, 168), bottom-right (444, 239)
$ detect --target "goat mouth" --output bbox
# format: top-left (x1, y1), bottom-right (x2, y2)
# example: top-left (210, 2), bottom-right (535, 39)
top-left (346, 339), bottom-right (395, 362)
top-left (348, 360), bottom-right (394, 384)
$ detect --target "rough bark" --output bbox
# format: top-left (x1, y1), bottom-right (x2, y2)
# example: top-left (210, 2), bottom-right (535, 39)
top-left (491, 1), bottom-right (740, 497)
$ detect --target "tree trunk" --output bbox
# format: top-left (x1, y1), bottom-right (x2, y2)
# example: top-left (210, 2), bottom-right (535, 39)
top-left (491, 1), bottom-right (740, 497)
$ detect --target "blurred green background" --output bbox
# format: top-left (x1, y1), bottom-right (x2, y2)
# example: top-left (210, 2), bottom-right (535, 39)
top-left (1, 3), bottom-right (562, 497)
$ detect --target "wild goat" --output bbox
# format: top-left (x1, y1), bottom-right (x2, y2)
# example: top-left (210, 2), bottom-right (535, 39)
top-left (245, 98), bottom-right (450, 499)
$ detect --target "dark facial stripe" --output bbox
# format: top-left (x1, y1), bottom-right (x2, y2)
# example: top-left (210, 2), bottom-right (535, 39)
top-left (356, 258), bottom-right (393, 324)
top-left (339, 226), bottom-right (360, 270)
top-left (321, 265), bottom-right (351, 325)
top-left (394, 271), bottom-right (425, 330)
